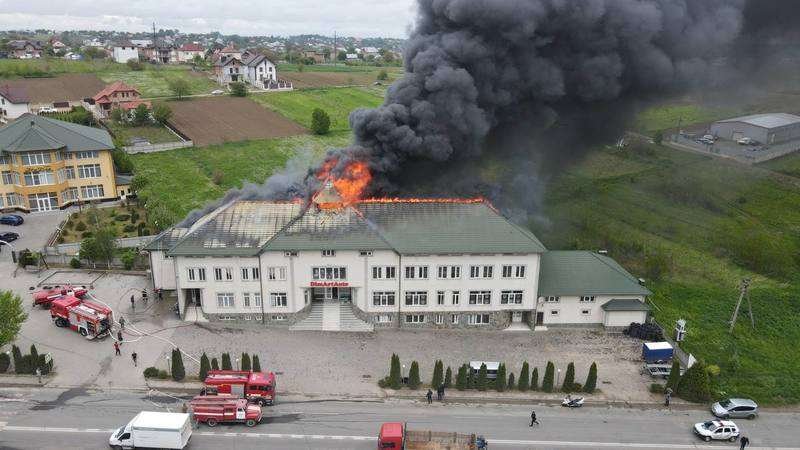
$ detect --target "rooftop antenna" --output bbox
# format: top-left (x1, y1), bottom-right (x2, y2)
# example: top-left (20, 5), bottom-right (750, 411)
top-left (728, 278), bottom-right (754, 333)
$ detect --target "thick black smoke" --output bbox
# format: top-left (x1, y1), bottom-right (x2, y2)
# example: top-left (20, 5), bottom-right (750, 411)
top-left (182, 0), bottom-right (774, 226)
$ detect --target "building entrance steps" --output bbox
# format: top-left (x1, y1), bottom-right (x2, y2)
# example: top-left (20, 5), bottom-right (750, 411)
top-left (290, 301), bottom-right (373, 332)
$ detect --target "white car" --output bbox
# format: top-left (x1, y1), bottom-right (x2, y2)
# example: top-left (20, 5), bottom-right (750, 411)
top-left (38, 107), bottom-right (57, 114)
top-left (211, 89), bottom-right (224, 95)
top-left (737, 137), bottom-right (753, 145)
top-left (693, 420), bottom-right (740, 442)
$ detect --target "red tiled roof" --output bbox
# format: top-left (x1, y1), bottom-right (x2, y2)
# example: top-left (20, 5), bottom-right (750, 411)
top-left (120, 100), bottom-right (151, 110)
top-left (93, 81), bottom-right (140, 103)
top-left (179, 43), bottom-right (204, 52)
top-left (0, 84), bottom-right (30, 103)
top-left (219, 44), bottom-right (238, 53)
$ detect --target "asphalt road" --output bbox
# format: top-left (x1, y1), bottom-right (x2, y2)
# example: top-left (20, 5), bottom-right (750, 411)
top-left (1, 387), bottom-right (799, 450)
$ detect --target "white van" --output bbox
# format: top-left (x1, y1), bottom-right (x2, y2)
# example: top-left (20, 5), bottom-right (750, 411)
top-left (469, 361), bottom-right (500, 380)
top-left (109, 411), bottom-right (192, 449)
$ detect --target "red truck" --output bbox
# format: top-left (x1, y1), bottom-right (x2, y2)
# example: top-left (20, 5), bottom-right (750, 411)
top-left (189, 397), bottom-right (262, 427)
top-left (203, 370), bottom-right (276, 406)
top-left (378, 422), bottom-right (486, 450)
top-left (32, 284), bottom-right (88, 308)
top-left (50, 296), bottom-right (113, 339)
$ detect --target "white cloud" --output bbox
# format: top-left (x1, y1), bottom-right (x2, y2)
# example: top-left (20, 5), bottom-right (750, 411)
top-left (0, 0), bottom-right (416, 37)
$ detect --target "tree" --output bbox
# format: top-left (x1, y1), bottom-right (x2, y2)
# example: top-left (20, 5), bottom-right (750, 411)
top-left (111, 148), bottom-right (134, 174)
top-left (495, 363), bottom-right (507, 392)
top-left (11, 345), bottom-right (23, 374)
top-left (168, 78), bottom-right (191, 99)
top-left (126, 58), bottom-right (143, 71)
top-left (518, 362), bottom-right (530, 391)
top-left (211, 357), bottom-right (219, 370)
top-left (653, 130), bottom-right (664, 145)
top-left (152, 103), bottom-right (172, 124)
top-left (531, 367), bottom-right (540, 390)
top-left (584, 362), bottom-right (598, 393)
top-left (444, 366), bottom-right (452, 388)
top-left (252, 355), bottom-right (261, 372)
top-left (677, 361), bottom-right (712, 402)
top-left (389, 354), bottom-right (402, 389)
top-left (0, 352), bottom-right (10, 373)
top-left (87, 227), bottom-right (116, 268)
top-left (199, 352), bottom-right (210, 380)
top-left (377, 69), bottom-right (388, 81)
top-left (171, 348), bottom-right (185, 381)
top-left (456, 364), bottom-right (468, 390)
top-left (666, 360), bottom-right (681, 392)
top-left (0, 291), bottom-right (27, 348)
top-left (82, 46), bottom-right (106, 59)
top-left (431, 360), bottom-right (443, 389)
top-left (132, 103), bottom-right (151, 126)
top-left (337, 50), bottom-right (347, 61)
top-left (562, 362), bottom-right (576, 392)
top-left (241, 353), bottom-right (251, 371)
top-left (221, 353), bottom-right (232, 370)
top-left (507, 372), bottom-right (516, 390)
top-left (229, 82), bottom-right (248, 97)
top-left (408, 361), bottom-right (421, 389)
top-left (476, 363), bottom-right (488, 391)
top-left (542, 362), bottom-right (555, 392)
top-left (110, 107), bottom-right (125, 123)
top-left (29, 344), bottom-right (38, 367)
top-left (311, 108), bottom-right (331, 135)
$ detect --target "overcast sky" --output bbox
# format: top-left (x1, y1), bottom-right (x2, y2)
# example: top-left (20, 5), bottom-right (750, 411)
top-left (0, 0), bottom-right (416, 38)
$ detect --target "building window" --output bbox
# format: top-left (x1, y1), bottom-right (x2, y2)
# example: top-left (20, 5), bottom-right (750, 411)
top-left (405, 266), bottom-right (428, 279)
top-left (5, 193), bottom-right (23, 206)
top-left (451, 314), bottom-right (459, 324)
top-left (321, 250), bottom-right (335, 257)
top-left (312, 266), bottom-right (347, 280)
top-left (580, 296), bottom-right (596, 303)
top-left (550, 310), bottom-right (560, 316)
top-left (214, 267), bottom-right (233, 281)
top-left (216, 293), bottom-right (234, 308)
top-left (468, 291), bottom-right (492, 305)
top-left (270, 292), bottom-right (287, 307)
top-left (75, 151), bottom-right (99, 159)
top-left (502, 265), bottom-right (526, 279)
top-left (78, 164), bottom-right (101, 178)
top-left (243, 293), bottom-right (251, 307)
top-left (64, 167), bottom-right (75, 180)
top-left (375, 314), bottom-right (391, 323)
top-left (2, 171), bottom-right (20, 185)
top-left (254, 293), bottom-right (262, 307)
top-left (372, 266), bottom-right (396, 279)
top-left (581, 309), bottom-right (591, 316)
top-left (404, 291), bottom-right (428, 306)
top-left (241, 267), bottom-right (259, 281)
top-left (24, 170), bottom-right (55, 186)
top-left (500, 290), bottom-right (523, 304)
top-left (405, 314), bottom-right (425, 324)
top-left (267, 266), bottom-right (286, 281)
top-left (452, 291), bottom-right (460, 305)
top-left (437, 291), bottom-right (445, 305)
top-left (241, 268), bottom-right (249, 281)
top-left (80, 184), bottom-right (104, 199)
top-left (359, 250), bottom-right (373, 257)
top-left (284, 251), bottom-right (297, 257)
top-left (434, 314), bottom-right (444, 324)
top-left (0, 153), bottom-right (9, 165)
top-left (372, 291), bottom-right (396, 306)
top-left (219, 315), bottom-right (234, 321)
top-left (468, 314), bottom-right (490, 325)
top-left (187, 268), bottom-right (206, 282)
top-left (544, 296), bottom-right (560, 303)
top-left (437, 265), bottom-right (461, 279)
top-left (272, 314), bottom-right (286, 321)
top-left (20, 151), bottom-right (51, 166)
top-left (469, 265), bottom-right (494, 279)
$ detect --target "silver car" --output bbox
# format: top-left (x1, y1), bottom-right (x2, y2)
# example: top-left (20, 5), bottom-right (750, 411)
top-left (712, 398), bottom-right (758, 419)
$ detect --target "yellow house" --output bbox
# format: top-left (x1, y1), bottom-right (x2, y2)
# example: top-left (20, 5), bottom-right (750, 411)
top-left (0, 113), bottom-right (119, 212)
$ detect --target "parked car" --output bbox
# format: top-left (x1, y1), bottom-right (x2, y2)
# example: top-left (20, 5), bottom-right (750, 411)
top-left (712, 398), bottom-right (758, 419)
top-left (693, 420), bottom-right (740, 442)
top-left (0, 214), bottom-right (24, 225)
top-left (38, 106), bottom-right (57, 114)
top-left (211, 89), bottom-right (224, 95)
top-left (0, 232), bottom-right (20, 243)
top-left (737, 137), bottom-right (753, 145)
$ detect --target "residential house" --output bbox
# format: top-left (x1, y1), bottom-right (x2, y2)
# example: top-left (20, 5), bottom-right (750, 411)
top-left (92, 82), bottom-right (150, 118)
top-left (215, 43), bottom-right (241, 61)
top-left (361, 47), bottom-right (380, 58)
top-left (112, 42), bottom-right (139, 64)
top-left (346, 53), bottom-right (359, 61)
top-left (82, 39), bottom-right (105, 48)
top-left (0, 114), bottom-right (120, 212)
top-left (241, 54), bottom-right (278, 89)
top-left (49, 38), bottom-right (66, 55)
top-left (213, 56), bottom-right (243, 84)
top-left (302, 50), bottom-right (326, 64)
top-left (8, 40), bottom-right (43, 59)
top-left (141, 44), bottom-right (176, 64)
top-left (176, 43), bottom-right (205, 63)
top-left (0, 85), bottom-right (31, 123)
top-left (130, 39), bottom-right (153, 48)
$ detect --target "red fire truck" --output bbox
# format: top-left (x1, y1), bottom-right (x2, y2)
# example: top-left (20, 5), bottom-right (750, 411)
top-left (203, 370), bottom-right (276, 406)
top-left (32, 284), bottom-right (88, 308)
top-left (50, 296), bottom-right (113, 339)
top-left (189, 397), bottom-right (262, 427)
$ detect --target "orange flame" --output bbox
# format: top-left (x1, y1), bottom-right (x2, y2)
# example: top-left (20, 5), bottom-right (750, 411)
top-left (357, 197), bottom-right (485, 204)
top-left (315, 159), bottom-right (372, 206)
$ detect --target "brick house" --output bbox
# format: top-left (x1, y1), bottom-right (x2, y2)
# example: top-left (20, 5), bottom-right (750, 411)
top-left (92, 82), bottom-right (150, 118)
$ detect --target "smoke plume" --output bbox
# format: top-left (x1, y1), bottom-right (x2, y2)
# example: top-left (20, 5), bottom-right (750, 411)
top-left (181, 0), bottom-right (780, 227)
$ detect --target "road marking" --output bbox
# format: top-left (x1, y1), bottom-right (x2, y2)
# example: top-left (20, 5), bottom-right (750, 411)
top-left (2, 426), bottom-right (797, 449)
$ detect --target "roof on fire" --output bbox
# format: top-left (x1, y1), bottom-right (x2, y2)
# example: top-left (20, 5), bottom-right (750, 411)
top-left (537, 251), bottom-right (652, 297)
top-left (157, 198), bottom-right (547, 257)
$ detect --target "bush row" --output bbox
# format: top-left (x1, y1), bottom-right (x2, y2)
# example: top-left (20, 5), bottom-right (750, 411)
top-left (0, 345), bottom-right (54, 375)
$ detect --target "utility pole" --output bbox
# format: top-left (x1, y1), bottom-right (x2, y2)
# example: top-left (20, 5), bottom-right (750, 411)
top-left (333, 31), bottom-right (336, 66)
top-left (729, 278), bottom-right (753, 333)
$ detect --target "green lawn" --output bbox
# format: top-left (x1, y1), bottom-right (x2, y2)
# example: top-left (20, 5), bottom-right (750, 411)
top-left (277, 63), bottom-right (402, 73)
top-left (98, 67), bottom-right (217, 98)
top-left (0, 57), bottom-right (121, 78)
top-left (634, 104), bottom-right (730, 135)
top-left (759, 152), bottom-right (800, 178)
top-left (532, 142), bottom-right (800, 405)
top-left (105, 121), bottom-right (180, 145)
top-left (251, 87), bottom-right (383, 131)
top-left (131, 133), bottom-right (350, 226)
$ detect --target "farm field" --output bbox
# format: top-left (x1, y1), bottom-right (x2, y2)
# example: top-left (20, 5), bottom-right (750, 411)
top-left (532, 141), bottom-right (800, 405)
top-left (280, 70), bottom-right (399, 88)
top-left (0, 57), bottom-right (120, 78)
top-left (166, 96), bottom-right (307, 146)
top-left (0, 73), bottom-right (105, 103)
top-left (759, 151), bottom-right (800, 178)
top-left (131, 132), bottom-right (350, 225)
top-left (98, 67), bottom-right (217, 98)
top-left (252, 87), bottom-right (384, 131)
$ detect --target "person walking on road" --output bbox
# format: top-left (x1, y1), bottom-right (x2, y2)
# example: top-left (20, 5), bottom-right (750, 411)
top-left (114, 341), bottom-right (121, 356)
top-left (665, 387), bottom-right (673, 407)
top-left (130, 295), bottom-right (135, 310)
top-left (426, 389), bottom-right (433, 405)
top-left (117, 330), bottom-right (123, 344)
top-left (157, 289), bottom-right (163, 302)
top-left (739, 436), bottom-right (750, 449)
top-left (118, 316), bottom-right (125, 330)
top-left (131, 352), bottom-right (138, 367)
top-left (530, 410), bottom-right (539, 427)
top-left (142, 289), bottom-right (148, 304)
top-left (35, 367), bottom-right (42, 385)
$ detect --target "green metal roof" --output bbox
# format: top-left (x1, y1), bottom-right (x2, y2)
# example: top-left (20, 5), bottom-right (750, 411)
top-left (0, 113), bottom-right (113, 153)
top-left (601, 299), bottom-right (651, 311)
top-left (144, 228), bottom-right (188, 251)
top-left (538, 251), bottom-right (652, 297)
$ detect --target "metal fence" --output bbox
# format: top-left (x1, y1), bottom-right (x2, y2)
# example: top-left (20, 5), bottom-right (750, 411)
top-left (123, 141), bottom-right (194, 154)
top-left (43, 235), bottom-right (157, 264)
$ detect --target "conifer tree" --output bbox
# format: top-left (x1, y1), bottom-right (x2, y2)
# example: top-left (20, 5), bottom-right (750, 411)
top-left (444, 366), bottom-right (453, 388)
top-left (562, 362), bottom-right (575, 392)
top-left (171, 348), bottom-right (185, 381)
top-left (389, 354), bottom-right (402, 389)
top-left (431, 360), bottom-right (444, 388)
top-left (531, 367), bottom-right (540, 390)
top-left (408, 361), bottom-right (421, 389)
top-left (518, 361), bottom-right (530, 391)
top-left (456, 364), bottom-right (468, 390)
top-left (221, 353), bottom-right (232, 370)
top-left (241, 353), bottom-right (251, 371)
top-left (542, 361), bottom-right (555, 392)
top-left (199, 352), bottom-right (210, 380)
top-left (252, 355), bottom-right (261, 372)
top-left (476, 363), bottom-right (488, 391)
top-left (495, 363), bottom-right (507, 391)
top-left (584, 362), bottom-right (598, 393)
top-left (211, 357), bottom-right (219, 370)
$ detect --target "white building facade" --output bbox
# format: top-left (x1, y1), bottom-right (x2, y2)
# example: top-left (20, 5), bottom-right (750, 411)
top-left (112, 45), bottom-right (139, 64)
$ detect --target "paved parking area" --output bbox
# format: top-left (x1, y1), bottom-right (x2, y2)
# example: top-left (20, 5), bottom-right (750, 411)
top-left (0, 210), bottom-right (66, 262)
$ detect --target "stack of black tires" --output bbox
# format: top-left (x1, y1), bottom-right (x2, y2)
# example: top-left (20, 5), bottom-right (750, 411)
top-left (624, 322), bottom-right (664, 341)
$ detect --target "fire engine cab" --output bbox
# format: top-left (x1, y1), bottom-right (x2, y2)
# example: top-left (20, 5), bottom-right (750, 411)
top-left (203, 370), bottom-right (276, 406)
top-left (50, 296), bottom-right (113, 339)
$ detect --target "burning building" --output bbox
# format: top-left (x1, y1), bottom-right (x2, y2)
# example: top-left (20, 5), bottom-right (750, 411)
top-left (147, 179), bottom-right (650, 330)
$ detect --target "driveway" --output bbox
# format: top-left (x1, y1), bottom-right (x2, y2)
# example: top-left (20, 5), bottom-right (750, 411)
top-left (0, 210), bottom-right (67, 263)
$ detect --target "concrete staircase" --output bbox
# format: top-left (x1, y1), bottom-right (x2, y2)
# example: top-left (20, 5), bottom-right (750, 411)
top-left (290, 301), bottom-right (373, 332)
